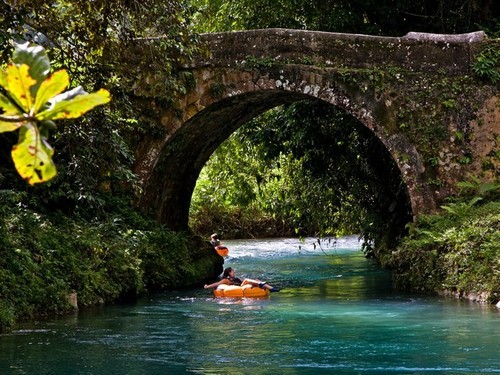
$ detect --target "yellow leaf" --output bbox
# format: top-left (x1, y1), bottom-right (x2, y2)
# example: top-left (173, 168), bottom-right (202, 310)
top-left (0, 69), bottom-right (7, 90)
top-left (33, 69), bottom-right (69, 113)
top-left (6, 63), bottom-right (36, 113)
top-left (0, 92), bottom-right (24, 133)
top-left (36, 88), bottom-right (111, 121)
top-left (0, 92), bottom-right (21, 115)
top-left (0, 120), bottom-right (23, 133)
top-left (11, 122), bottom-right (57, 185)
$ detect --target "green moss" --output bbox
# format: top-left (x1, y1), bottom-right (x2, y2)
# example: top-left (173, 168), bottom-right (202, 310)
top-left (242, 55), bottom-right (277, 68)
top-left (210, 82), bottom-right (225, 97)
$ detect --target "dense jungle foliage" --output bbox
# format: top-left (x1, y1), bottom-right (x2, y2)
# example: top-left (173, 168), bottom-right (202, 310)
top-left (0, 0), bottom-right (210, 330)
top-left (387, 197), bottom-right (499, 304)
top-left (0, 191), bottom-right (218, 329)
top-left (191, 0), bottom-right (499, 36)
top-left (0, 0), bottom-right (498, 329)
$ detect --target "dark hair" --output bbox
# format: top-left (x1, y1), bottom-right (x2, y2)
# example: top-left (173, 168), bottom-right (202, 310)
top-left (223, 267), bottom-right (233, 278)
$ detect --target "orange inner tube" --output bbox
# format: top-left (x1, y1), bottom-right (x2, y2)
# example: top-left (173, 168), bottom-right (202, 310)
top-left (215, 246), bottom-right (229, 256)
top-left (213, 284), bottom-right (269, 298)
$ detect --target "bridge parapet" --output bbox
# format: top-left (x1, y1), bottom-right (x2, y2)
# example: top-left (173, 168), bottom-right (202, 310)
top-left (195, 28), bottom-right (489, 75)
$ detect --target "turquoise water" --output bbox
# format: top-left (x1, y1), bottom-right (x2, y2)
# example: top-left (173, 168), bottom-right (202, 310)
top-left (1, 236), bottom-right (498, 374)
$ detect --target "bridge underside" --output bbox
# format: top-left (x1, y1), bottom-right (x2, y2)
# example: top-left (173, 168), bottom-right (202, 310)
top-left (138, 90), bottom-right (413, 242)
top-left (139, 91), bottom-right (305, 230)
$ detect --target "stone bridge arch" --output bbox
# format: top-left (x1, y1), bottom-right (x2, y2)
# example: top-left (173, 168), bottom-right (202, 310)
top-left (132, 29), bottom-right (499, 231)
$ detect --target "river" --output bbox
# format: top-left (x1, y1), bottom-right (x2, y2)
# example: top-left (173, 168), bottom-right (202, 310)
top-left (1, 236), bottom-right (498, 374)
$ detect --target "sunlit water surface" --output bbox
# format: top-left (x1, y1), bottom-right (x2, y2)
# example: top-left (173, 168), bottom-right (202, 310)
top-left (1, 236), bottom-right (498, 374)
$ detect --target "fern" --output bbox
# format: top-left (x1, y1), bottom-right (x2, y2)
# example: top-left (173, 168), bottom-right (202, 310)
top-left (441, 196), bottom-right (483, 218)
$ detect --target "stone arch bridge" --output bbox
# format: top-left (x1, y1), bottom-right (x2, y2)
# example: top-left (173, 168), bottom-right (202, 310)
top-left (132, 29), bottom-right (499, 231)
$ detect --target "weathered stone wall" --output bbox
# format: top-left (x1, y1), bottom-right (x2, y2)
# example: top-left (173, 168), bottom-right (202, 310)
top-left (132, 29), bottom-right (499, 231)
top-left (194, 29), bottom-right (484, 74)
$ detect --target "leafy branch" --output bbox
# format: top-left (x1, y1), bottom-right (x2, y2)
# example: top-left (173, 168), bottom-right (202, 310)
top-left (0, 42), bottom-right (110, 185)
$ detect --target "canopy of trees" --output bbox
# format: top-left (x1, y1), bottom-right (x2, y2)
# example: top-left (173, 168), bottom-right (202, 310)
top-left (191, 0), bottom-right (499, 36)
top-left (1, 0), bottom-right (200, 216)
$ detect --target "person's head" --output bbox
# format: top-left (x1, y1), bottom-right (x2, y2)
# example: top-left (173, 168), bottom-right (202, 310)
top-left (211, 233), bottom-right (218, 240)
top-left (223, 267), bottom-right (235, 278)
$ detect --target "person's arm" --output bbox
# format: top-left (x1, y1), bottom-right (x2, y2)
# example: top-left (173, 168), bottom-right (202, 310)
top-left (204, 279), bottom-right (228, 289)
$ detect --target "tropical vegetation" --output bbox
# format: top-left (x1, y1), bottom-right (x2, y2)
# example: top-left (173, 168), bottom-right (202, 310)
top-left (0, 0), bottom-right (498, 330)
top-left (384, 182), bottom-right (499, 303)
top-left (0, 0), bottom-right (208, 331)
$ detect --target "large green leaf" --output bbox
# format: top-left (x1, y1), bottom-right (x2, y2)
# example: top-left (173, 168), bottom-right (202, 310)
top-left (11, 122), bottom-right (57, 185)
top-left (2, 42), bottom-right (111, 186)
top-left (33, 69), bottom-right (69, 113)
top-left (42, 85), bottom-right (86, 104)
top-left (12, 42), bottom-right (50, 94)
top-left (36, 88), bottom-right (111, 120)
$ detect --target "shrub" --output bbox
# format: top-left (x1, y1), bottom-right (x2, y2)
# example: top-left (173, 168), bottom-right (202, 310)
top-left (385, 201), bottom-right (500, 303)
top-left (0, 194), bottom-right (211, 331)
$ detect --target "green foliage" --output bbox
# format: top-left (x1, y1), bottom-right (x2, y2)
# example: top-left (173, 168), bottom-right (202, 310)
top-left (190, 202), bottom-right (291, 239)
top-left (472, 45), bottom-right (500, 84)
top-left (243, 55), bottom-right (277, 69)
top-left (191, 0), bottom-right (499, 35)
top-left (441, 197), bottom-right (483, 218)
top-left (438, 176), bottom-right (499, 221)
top-left (0, 0), bottom-right (199, 207)
top-left (0, 191), bottom-right (209, 331)
top-left (385, 200), bottom-right (500, 302)
top-left (1, 1), bottom-right (199, 92)
top-left (455, 174), bottom-right (500, 200)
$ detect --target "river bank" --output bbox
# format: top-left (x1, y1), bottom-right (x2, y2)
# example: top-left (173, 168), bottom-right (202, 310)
top-left (0, 192), bottom-right (223, 332)
top-left (378, 200), bottom-right (499, 305)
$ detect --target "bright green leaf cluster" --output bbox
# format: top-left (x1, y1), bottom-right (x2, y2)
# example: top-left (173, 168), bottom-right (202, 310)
top-left (0, 42), bottom-right (110, 185)
top-left (472, 45), bottom-right (500, 84)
